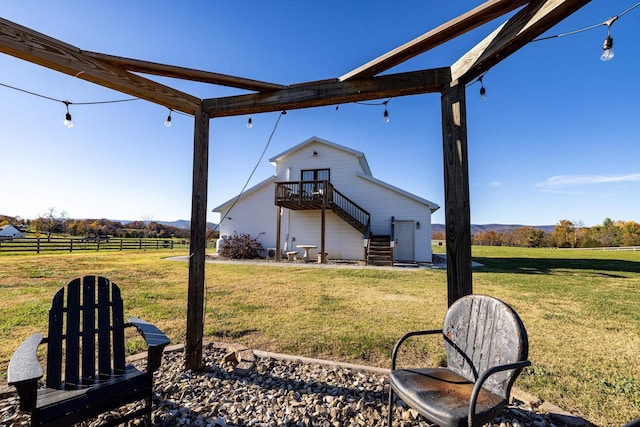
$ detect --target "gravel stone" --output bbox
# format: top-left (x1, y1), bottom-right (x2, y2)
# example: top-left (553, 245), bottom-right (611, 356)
top-left (1, 343), bottom-right (582, 427)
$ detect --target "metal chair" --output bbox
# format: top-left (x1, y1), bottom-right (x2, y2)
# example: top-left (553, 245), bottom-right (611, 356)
top-left (387, 294), bottom-right (530, 427)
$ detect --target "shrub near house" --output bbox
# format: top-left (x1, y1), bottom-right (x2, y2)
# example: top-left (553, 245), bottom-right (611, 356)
top-left (218, 232), bottom-right (265, 259)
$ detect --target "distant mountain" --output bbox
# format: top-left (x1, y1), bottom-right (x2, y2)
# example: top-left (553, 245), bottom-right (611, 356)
top-left (432, 224), bottom-right (555, 234)
top-left (153, 220), bottom-right (218, 230)
top-left (119, 219), bottom-right (218, 230)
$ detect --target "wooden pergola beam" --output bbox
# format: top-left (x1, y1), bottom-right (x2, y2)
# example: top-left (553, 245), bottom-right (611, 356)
top-left (339, 0), bottom-right (529, 81)
top-left (203, 68), bottom-right (452, 117)
top-left (0, 18), bottom-right (201, 115)
top-left (451, 0), bottom-right (592, 83)
top-left (83, 51), bottom-right (286, 92)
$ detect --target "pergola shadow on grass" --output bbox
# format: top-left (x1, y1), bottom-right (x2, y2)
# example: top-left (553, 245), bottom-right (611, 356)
top-left (0, 0), bottom-right (593, 369)
top-left (474, 257), bottom-right (640, 275)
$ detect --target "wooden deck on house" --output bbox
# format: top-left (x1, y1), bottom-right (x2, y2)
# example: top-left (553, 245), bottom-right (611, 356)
top-left (275, 180), bottom-right (393, 266)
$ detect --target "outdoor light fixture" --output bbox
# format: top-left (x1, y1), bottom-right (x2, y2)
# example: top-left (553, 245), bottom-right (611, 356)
top-left (601, 35), bottom-right (614, 61)
top-left (601, 17), bottom-right (618, 62)
top-left (247, 116), bottom-right (253, 128)
top-left (63, 101), bottom-right (73, 128)
top-left (479, 76), bottom-right (487, 102)
top-left (312, 150), bottom-right (318, 157)
top-left (164, 109), bottom-right (172, 127)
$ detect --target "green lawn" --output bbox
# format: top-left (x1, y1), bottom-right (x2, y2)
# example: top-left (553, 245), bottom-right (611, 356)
top-left (0, 247), bottom-right (638, 426)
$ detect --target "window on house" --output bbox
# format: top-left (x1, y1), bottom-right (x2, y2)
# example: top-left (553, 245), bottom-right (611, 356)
top-left (301, 169), bottom-right (330, 196)
top-left (301, 169), bottom-right (330, 181)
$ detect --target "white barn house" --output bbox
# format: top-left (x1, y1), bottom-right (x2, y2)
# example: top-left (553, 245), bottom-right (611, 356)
top-left (213, 137), bottom-right (439, 265)
top-left (0, 224), bottom-right (26, 239)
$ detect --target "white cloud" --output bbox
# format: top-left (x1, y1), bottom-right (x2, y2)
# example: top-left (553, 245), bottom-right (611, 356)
top-left (534, 173), bottom-right (640, 191)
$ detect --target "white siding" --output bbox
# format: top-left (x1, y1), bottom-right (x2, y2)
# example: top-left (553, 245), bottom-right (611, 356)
top-left (217, 137), bottom-right (438, 262)
top-left (344, 175), bottom-right (434, 262)
top-left (286, 210), bottom-right (364, 260)
top-left (275, 142), bottom-right (365, 184)
top-left (217, 182), bottom-right (277, 249)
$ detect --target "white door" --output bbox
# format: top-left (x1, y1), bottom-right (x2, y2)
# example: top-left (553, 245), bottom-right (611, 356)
top-left (394, 220), bottom-right (414, 262)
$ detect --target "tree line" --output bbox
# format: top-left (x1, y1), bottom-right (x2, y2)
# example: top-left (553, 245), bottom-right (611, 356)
top-left (431, 218), bottom-right (640, 248)
top-left (1, 213), bottom-right (191, 240)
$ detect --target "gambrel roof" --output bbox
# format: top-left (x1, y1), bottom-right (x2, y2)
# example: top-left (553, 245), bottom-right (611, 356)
top-left (269, 136), bottom-right (372, 176)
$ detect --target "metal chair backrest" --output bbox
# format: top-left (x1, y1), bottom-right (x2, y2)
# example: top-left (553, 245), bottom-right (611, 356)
top-left (443, 294), bottom-right (529, 398)
top-left (45, 276), bottom-right (126, 388)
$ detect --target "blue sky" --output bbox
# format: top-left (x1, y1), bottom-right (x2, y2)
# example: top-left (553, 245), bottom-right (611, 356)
top-left (1, 1), bottom-right (639, 227)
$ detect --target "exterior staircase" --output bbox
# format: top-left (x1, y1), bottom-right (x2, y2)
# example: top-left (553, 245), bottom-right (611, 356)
top-left (367, 235), bottom-right (393, 266)
top-left (275, 180), bottom-right (394, 265)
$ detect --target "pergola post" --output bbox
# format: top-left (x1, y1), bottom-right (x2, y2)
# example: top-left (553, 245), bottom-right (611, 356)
top-left (186, 109), bottom-right (210, 370)
top-left (276, 206), bottom-right (282, 261)
top-left (441, 81), bottom-right (472, 307)
top-left (321, 204), bottom-right (326, 264)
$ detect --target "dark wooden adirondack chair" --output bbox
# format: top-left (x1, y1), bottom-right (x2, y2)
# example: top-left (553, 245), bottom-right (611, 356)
top-left (387, 294), bottom-right (530, 427)
top-left (8, 275), bottom-right (170, 427)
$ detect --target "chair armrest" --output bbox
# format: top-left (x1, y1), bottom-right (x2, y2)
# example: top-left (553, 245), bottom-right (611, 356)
top-left (128, 317), bottom-right (170, 373)
top-left (8, 333), bottom-right (44, 412)
top-left (391, 329), bottom-right (441, 370)
top-left (468, 360), bottom-right (532, 427)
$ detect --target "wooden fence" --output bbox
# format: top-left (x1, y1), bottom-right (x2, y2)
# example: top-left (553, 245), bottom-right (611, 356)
top-left (0, 238), bottom-right (194, 253)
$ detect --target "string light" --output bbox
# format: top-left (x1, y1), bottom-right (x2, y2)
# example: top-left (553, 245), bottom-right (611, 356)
top-left (383, 102), bottom-right (390, 123)
top-left (164, 109), bottom-right (172, 127)
top-left (247, 116), bottom-right (253, 128)
top-left (532, 2), bottom-right (640, 62)
top-left (478, 76), bottom-right (487, 102)
top-left (63, 101), bottom-right (73, 128)
top-left (0, 81), bottom-right (138, 129)
top-left (600, 17), bottom-right (617, 62)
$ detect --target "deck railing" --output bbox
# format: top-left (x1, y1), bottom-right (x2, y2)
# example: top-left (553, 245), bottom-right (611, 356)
top-left (275, 180), bottom-right (370, 234)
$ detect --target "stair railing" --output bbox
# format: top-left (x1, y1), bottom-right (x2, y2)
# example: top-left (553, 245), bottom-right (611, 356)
top-left (330, 186), bottom-right (370, 234)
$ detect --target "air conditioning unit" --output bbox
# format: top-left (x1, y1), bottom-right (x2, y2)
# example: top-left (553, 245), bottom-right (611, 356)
top-left (266, 248), bottom-right (277, 260)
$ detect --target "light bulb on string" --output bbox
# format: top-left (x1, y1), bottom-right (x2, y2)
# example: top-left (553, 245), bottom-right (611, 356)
top-left (247, 116), bottom-right (253, 128)
top-left (600, 17), bottom-right (617, 62)
top-left (600, 31), bottom-right (614, 61)
top-left (383, 100), bottom-right (390, 123)
top-left (63, 101), bottom-right (73, 128)
top-left (479, 76), bottom-right (487, 102)
top-left (164, 109), bottom-right (172, 127)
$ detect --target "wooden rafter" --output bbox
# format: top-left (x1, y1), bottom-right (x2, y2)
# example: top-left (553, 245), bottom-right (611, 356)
top-left (0, 1), bottom-right (592, 117)
top-left (339, 0), bottom-right (529, 81)
top-left (0, 18), bottom-right (201, 115)
top-left (451, 0), bottom-right (592, 83)
top-left (203, 68), bottom-right (452, 117)
top-left (83, 51), bottom-right (286, 92)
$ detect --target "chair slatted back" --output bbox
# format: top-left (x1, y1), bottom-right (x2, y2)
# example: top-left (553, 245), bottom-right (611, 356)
top-left (443, 295), bottom-right (528, 398)
top-left (46, 276), bottom-right (127, 388)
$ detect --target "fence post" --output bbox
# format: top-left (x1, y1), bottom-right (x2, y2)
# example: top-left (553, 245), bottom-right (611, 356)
top-left (120, 239), bottom-right (123, 251)
top-left (37, 237), bottom-right (40, 254)
top-left (139, 238), bottom-right (143, 250)
top-left (70, 239), bottom-right (73, 253)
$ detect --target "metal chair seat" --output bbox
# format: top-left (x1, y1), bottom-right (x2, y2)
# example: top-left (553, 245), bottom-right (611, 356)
top-left (390, 367), bottom-right (506, 427)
